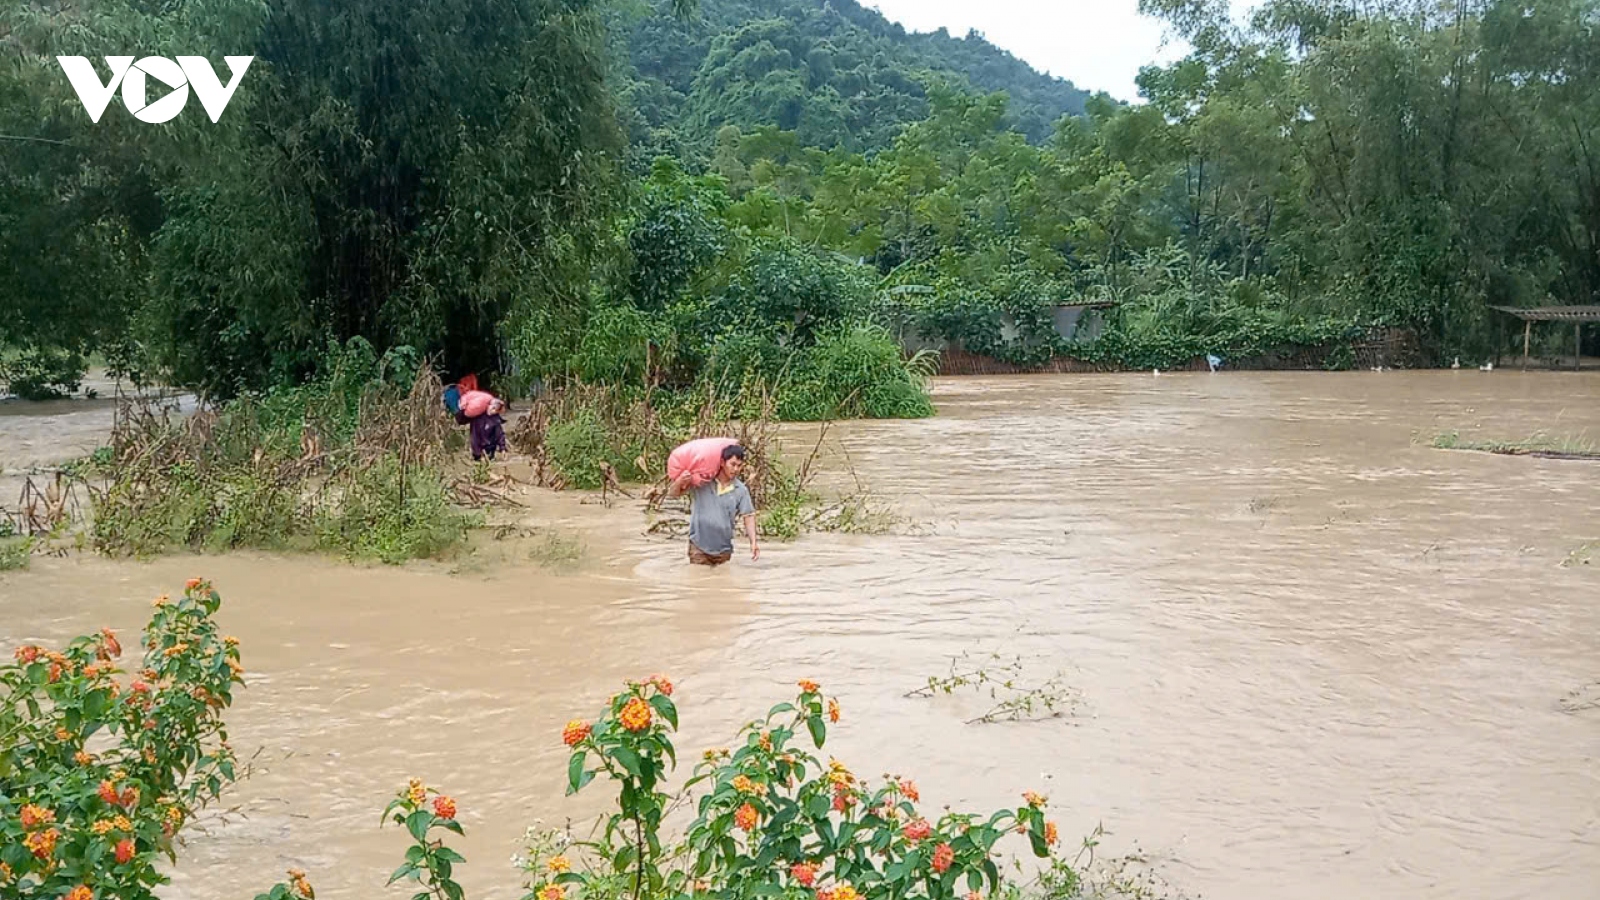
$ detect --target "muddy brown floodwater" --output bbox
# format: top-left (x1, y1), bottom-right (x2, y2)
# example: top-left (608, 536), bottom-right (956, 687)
top-left (3, 371), bottom-right (1599, 900)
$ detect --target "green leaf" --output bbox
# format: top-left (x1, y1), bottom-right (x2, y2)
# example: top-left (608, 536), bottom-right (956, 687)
top-left (768, 702), bottom-right (796, 717)
top-left (405, 845), bottom-right (426, 863)
top-left (614, 746), bottom-right (644, 778)
top-left (436, 847), bottom-right (466, 863)
top-left (388, 863), bottom-right (419, 885)
top-left (650, 693), bottom-right (679, 729)
top-left (807, 794), bottom-right (831, 818)
top-left (568, 751), bottom-right (588, 796)
top-left (405, 810), bottom-right (433, 842)
top-left (616, 843), bottom-right (638, 873)
top-left (806, 715), bottom-right (826, 748)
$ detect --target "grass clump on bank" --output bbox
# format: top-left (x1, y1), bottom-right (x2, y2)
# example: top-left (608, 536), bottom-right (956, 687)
top-left (0, 535), bottom-right (35, 571)
top-left (89, 339), bottom-right (480, 564)
top-left (1433, 431), bottom-right (1599, 460)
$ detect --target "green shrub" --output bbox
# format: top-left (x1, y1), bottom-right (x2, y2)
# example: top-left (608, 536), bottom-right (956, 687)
top-left (545, 411), bottom-right (616, 490)
top-left (0, 535), bottom-right (35, 571)
top-left (1, 346), bottom-right (85, 400)
top-left (315, 456), bottom-right (479, 564)
top-left (778, 322), bottom-right (935, 421)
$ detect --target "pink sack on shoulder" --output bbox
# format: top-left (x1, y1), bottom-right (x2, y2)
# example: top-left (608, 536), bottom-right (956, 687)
top-left (459, 390), bottom-right (494, 418)
top-left (667, 437), bottom-right (738, 487)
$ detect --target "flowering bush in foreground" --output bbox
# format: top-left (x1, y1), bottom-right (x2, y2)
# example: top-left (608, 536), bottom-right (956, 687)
top-left (290, 675), bottom-right (1079, 900)
top-left (1, 579), bottom-right (243, 899)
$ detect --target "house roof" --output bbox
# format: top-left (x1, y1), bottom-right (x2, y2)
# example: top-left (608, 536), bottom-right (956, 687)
top-left (1491, 305), bottom-right (1600, 322)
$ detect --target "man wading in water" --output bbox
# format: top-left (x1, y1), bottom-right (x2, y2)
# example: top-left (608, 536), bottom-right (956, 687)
top-left (668, 444), bottom-right (759, 566)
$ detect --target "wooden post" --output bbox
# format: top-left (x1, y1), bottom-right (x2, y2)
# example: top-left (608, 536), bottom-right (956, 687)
top-left (1523, 320), bottom-right (1532, 370)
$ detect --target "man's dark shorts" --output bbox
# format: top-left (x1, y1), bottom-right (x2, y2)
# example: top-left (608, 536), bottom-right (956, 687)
top-left (688, 541), bottom-right (732, 566)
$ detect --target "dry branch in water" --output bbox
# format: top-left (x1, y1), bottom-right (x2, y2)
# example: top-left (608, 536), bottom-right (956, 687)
top-left (906, 652), bottom-right (1082, 724)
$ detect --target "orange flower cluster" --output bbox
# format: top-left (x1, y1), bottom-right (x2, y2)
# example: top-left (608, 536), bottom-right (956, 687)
top-left (115, 838), bottom-right (136, 864)
top-left (827, 699), bottom-right (841, 723)
top-left (758, 732), bottom-right (774, 752)
top-left (546, 855), bottom-right (571, 874)
top-left (817, 884), bottom-right (859, 900)
top-left (66, 886), bottom-right (92, 900)
top-left (648, 674), bottom-right (674, 696)
top-left (619, 697), bottom-right (653, 733)
top-left (902, 819), bottom-right (932, 842)
top-left (831, 788), bottom-right (855, 813)
top-left (19, 804), bottom-right (54, 829)
top-left (1043, 821), bottom-right (1059, 846)
top-left (288, 867), bottom-right (314, 899)
top-left (24, 827), bottom-right (58, 860)
top-left (98, 780), bottom-right (120, 805)
top-left (433, 796), bottom-right (457, 820)
top-left (798, 679), bottom-right (820, 694)
top-left (99, 627), bottom-right (122, 659)
top-left (731, 775), bottom-right (768, 796)
top-left (789, 862), bottom-right (819, 886)
top-left (734, 802), bottom-right (759, 831)
top-left (92, 820), bottom-right (116, 836)
top-left (186, 578), bottom-right (204, 591)
top-left (14, 645), bottom-right (40, 664)
top-left (75, 749), bottom-right (95, 766)
top-left (562, 720), bottom-right (592, 747)
top-left (931, 842), bottom-right (955, 873)
top-left (967, 892), bottom-right (984, 900)
top-left (897, 779), bottom-right (920, 802)
top-left (1022, 791), bottom-right (1047, 809)
top-left (407, 778), bottom-right (426, 806)
top-left (538, 885), bottom-right (564, 900)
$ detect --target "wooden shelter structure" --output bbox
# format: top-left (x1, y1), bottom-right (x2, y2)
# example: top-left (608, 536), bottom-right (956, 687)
top-left (1492, 305), bottom-right (1600, 369)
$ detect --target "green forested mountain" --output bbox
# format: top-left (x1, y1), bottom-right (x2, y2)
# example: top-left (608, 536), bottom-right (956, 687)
top-left (611, 0), bottom-right (1093, 155)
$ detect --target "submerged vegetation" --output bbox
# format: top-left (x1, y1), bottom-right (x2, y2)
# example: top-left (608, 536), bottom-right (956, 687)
top-left (83, 339), bottom-right (481, 564)
top-left (1432, 431), bottom-right (1600, 460)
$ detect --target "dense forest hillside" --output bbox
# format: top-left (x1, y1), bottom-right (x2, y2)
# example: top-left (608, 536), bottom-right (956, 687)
top-left (611, 0), bottom-right (1093, 154)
